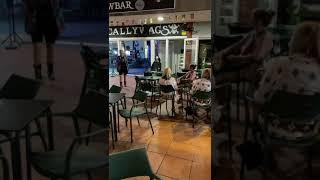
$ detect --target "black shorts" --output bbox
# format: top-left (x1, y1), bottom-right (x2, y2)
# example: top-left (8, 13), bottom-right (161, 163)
top-left (31, 18), bottom-right (58, 44)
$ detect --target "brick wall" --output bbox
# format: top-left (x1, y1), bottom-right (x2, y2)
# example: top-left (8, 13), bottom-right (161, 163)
top-left (239, 0), bottom-right (257, 25)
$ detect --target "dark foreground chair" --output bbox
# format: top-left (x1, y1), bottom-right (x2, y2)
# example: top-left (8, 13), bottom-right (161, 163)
top-left (241, 91), bottom-right (320, 180)
top-left (109, 148), bottom-right (161, 180)
top-left (30, 91), bottom-right (108, 180)
top-left (0, 147), bottom-right (9, 180)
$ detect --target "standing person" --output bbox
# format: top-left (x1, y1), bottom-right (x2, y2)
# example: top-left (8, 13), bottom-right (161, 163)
top-left (151, 56), bottom-right (162, 72)
top-left (24, 0), bottom-right (64, 80)
top-left (117, 50), bottom-right (129, 87)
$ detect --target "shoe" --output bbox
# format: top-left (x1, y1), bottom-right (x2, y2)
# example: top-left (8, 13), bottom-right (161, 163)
top-left (124, 81), bottom-right (127, 87)
top-left (34, 65), bottom-right (42, 80)
top-left (47, 63), bottom-right (55, 80)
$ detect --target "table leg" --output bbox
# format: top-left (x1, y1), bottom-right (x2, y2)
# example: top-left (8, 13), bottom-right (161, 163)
top-left (10, 131), bottom-right (22, 180)
top-left (112, 104), bottom-right (118, 141)
top-left (25, 125), bottom-right (32, 180)
top-left (46, 108), bottom-right (54, 150)
top-left (117, 102), bottom-right (120, 133)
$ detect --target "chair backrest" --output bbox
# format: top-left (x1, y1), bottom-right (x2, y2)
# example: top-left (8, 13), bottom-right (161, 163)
top-left (132, 91), bottom-right (148, 102)
top-left (74, 91), bottom-right (107, 128)
top-left (0, 74), bottom-right (41, 99)
top-left (80, 44), bottom-right (100, 68)
top-left (213, 34), bottom-right (243, 52)
top-left (192, 91), bottom-right (212, 101)
top-left (160, 85), bottom-right (175, 94)
top-left (109, 148), bottom-right (158, 180)
top-left (109, 85), bottom-right (122, 93)
top-left (264, 91), bottom-right (320, 120)
top-left (144, 72), bottom-right (153, 76)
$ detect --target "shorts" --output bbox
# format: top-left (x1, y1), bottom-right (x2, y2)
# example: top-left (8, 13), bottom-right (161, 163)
top-left (31, 18), bottom-right (58, 44)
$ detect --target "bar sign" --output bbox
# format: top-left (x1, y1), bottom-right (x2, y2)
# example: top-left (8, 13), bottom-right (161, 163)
top-left (109, 0), bottom-right (176, 13)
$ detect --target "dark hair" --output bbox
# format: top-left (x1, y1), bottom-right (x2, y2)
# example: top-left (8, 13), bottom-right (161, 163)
top-left (189, 64), bottom-right (196, 70)
top-left (253, 9), bottom-right (275, 27)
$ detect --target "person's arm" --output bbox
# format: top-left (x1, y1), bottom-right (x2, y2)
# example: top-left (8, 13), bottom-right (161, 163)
top-left (254, 58), bottom-right (280, 104)
top-left (219, 34), bottom-right (250, 56)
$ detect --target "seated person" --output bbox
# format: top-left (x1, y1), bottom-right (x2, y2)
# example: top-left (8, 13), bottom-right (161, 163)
top-left (177, 64), bottom-right (197, 85)
top-left (151, 56), bottom-right (162, 72)
top-left (159, 67), bottom-right (178, 95)
top-left (215, 9), bottom-right (274, 85)
top-left (190, 68), bottom-right (213, 106)
top-left (254, 22), bottom-right (320, 140)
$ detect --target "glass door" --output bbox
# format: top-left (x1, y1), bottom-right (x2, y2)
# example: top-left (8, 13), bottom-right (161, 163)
top-left (184, 38), bottom-right (199, 69)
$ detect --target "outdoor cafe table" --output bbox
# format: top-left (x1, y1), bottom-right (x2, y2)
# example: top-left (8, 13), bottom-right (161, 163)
top-left (109, 93), bottom-right (126, 141)
top-left (0, 99), bottom-right (54, 180)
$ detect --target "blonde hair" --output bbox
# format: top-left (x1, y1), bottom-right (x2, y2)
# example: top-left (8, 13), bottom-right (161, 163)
top-left (163, 67), bottom-right (172, 78)
top-left (202, 68), bottom-right (211, 80)
top-left (289, 22), bottom-right (320, 59)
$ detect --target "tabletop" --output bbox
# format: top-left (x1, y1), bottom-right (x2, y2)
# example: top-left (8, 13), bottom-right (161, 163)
top-left (109, 93), bottom-right (125, 104)
top-left (0, 99), bottom-right (53, 132)
top-left (138, 76), bottom-right (161, 81)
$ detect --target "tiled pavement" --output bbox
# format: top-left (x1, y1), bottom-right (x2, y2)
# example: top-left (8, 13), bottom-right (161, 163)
top-left (109, 76), bottom-right (212, 180)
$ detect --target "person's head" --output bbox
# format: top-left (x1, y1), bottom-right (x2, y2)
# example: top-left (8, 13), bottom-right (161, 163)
top-left (252, 9), bottom-right (275, 32)
top-left (289, 22), bottom-right (320, 59)
top-left (163, 67), bottom-right (172, 78)
top-left (201, 68), bottom-right (211, 80)
top-left (119, 50), bottom-right (124, 57)
top-left (189, 64), bottom-right (196, 71)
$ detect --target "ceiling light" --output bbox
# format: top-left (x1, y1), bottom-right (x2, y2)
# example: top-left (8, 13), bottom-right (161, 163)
top-left (157, 16), bottom-right (164, 22)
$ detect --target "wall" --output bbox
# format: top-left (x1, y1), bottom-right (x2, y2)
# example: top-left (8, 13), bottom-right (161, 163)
top-left (239, 0), bottom-right (257, 25)
top-left (193, 22), bottom-right (211, 39)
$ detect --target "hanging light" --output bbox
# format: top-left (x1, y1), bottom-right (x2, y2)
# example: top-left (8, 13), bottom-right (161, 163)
top-left (150, 18), bottom-right (153, 23)
top-left (182, 14), bottom-right (186, 21)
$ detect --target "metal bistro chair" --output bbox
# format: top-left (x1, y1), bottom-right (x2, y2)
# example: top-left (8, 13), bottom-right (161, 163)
top-left (241, 91), bottom-right (320, 180)
top-left (30, 91), bottom-right (108, 180)
top-left (118, 91), bottom-right (154, 143)
top-left (135, 76), bottom-right (159, 112)
top-left (156, 85), bottom-right (176, 117)
top-left (0, 74), bottom-right (48, 150)
top-left (80, 44), bottom-right (107, 98)
top-left (109, 147), bottom-right (161, 180)
top-left (190, 91), bottom-right (212, 128)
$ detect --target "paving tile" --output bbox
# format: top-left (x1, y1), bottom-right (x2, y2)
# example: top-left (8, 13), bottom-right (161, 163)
top-left (147, 151), bottom-right (165, 173)
top-left (158, 155), bottom-right (192, 180)
top-left (147, 136), bottom-right (172, 154)
top-left (190, 162), bottom-right (211, 180)
top-left (166, 142), bottom-right (196, 161)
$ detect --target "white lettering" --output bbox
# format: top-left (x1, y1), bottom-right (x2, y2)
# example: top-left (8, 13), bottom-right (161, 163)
top-left (162, 25), bottom-right (170, 36)
top-left (126, 27), bottom-right (132, 35)
top-left (132, 27), bottom-right (138, 34)
top-left (149, 27), bottom-right (155, 34)
top-left (120, 28), bottom-right (126, 35)
top-left (113, 29), bottom-right (119, 35)
top-left (155, 26), bottom-right (161, 34)
top-left (120, 2), bottom-right (126, 9)
top-left (126, 1), bottom-right (134, 9)
top-left (109, 3), bottom-right (114, 10)
top-left (138, 27), bottom-right (144, 34)
top-left (115, 2), bottom-right (121, 9)
top-left (109, 28), bottom-right (113, 36)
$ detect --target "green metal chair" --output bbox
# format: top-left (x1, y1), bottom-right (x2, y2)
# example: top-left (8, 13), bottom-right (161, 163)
top-left (156, 85), bottom-right (176, 117)
top-left (30, 128), bottom-right (108, 180)
top-left (0, 74), bottom-right (48, 150)
top-left (109, 147), bottom-right (161, 180)
top-left (190, 91), bottom-right (212, 128)
top-left (135, 76), bottom-right (159, 112)
top-left (30, 91), bottom-right (108, 180)
top-left (109, 85), bottom-right (122, 93)
top-left (241, 91), bottom-right (320, 180)
top-left (118, 91), bottom-right (154, 143)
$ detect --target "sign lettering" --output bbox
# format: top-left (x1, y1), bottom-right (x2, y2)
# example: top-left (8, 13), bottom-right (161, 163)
top-left (109, 24), bottom-right (186, 37)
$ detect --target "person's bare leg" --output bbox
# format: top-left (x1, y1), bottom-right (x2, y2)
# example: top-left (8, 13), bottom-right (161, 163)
top-left (119, 74), bottom-right (123, 87)
top-left (33, 43), bottom-right (42, 79)
top-left (46, 43), bottom-right (55, 80)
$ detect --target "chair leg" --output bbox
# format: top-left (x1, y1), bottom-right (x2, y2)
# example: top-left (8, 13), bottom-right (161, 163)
top-left (165, 100), bottom-right (169, 116)
top-left (35, 118), bottom-right (48, 151)
top-left (117, 103), bottom-right (120, 133)
top-left (130, 117), bottom-right (133, 143)
top-left (109, 112), bottom-right (115, 149)
top-left (72, 115), bottom-right (81, 137)
top-left (137, 117), bottom-right (141, 126)
top-left (87, 172), bottom-right (93, 180)
top-left (125, 118), bottom-right (128, 127)
top-left (86, 122), bottom-right (93, 145)
top-left (146, 113), bottom-right (154, 134)
top-left (307, 148), bottom-right (313, 180)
